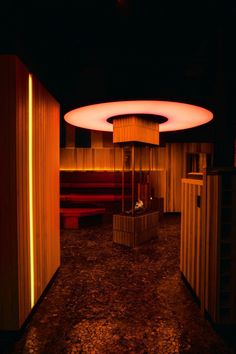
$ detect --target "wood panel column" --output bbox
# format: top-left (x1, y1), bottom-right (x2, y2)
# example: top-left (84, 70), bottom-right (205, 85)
top-left (0, 55), bottom-right (60, 331)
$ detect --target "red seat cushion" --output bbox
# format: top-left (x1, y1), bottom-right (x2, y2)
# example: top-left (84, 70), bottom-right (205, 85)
top-left (60, 207), bottom-right (105, 217)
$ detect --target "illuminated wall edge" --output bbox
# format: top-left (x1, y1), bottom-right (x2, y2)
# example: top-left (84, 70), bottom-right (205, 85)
top-left (28, 74), bottom-right (35, 308)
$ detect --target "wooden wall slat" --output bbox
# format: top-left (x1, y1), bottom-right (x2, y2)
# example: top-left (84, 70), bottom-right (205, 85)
top-left (0, 56), bottom-right (60, 330)
top-left (60, 143), bottom-right (213, 212)
top-left (181, 172), bottom-right (236, 325)
top-left (180, 178), bottom-right (203, 303)
top-left (186, 183), bottom-right (191, 282)
top-left (196, 185), bottom-right (201, 297)
top-left (91, 131), bottom-right (103, 147)
top-left (204, 175), bottom-right (220, 322)
top-left (15, 58), bottom-right (31, 326)
top-left (65, 124), bottom-right (75, 147)
top-left (32, 76), bottom-right (60, 305)
top-left (60, 148), bottom-right (77, 169)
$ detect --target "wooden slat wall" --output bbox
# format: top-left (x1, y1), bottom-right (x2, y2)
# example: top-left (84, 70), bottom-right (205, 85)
top-left (208, 175), bottom-right (220, 321)
top-left (60, 147), bottom-right (77, 169)
top-left (180, 178), bottom-right (203, 298)
top-left (150, 170), bottom-right (167, 210)
top-left (181, 171), bottom-right (236, 325)
top-left (65, 124), bottom-right (75, 147)
top-left (0, 56), bottom-right (60, 330)
top-left (32, 76), bottom-right (60, 306)
top-left (91, 130), bottom-right (103, 147)
top-left (164, 143), bottom-right (212, 212)
top-left (15, 58), bottom-right (31, 327)
top-left (203, 173), bottom-right (236, 324)
top-left (181, 176), bottom-right (219, 321)
top-left (165, 144), bottom-right (185, 211)
top-left (61, 147), bottom-right (122, 171)
top-left (103, 132), bottom-right (113, 147)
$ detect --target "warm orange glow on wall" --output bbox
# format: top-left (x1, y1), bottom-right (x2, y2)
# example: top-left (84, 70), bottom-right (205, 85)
top-left (64, 101), bottom-right (213, 132)
top-left (28, 74), bottom-right (35, 308)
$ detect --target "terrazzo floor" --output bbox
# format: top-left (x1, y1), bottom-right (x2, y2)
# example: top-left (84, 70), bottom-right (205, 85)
top-left (1, 214), bottom-right (235, 354)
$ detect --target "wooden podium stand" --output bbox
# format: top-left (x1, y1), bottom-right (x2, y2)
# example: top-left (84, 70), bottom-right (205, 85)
top-left (113, 211), bottom-right (159, 247)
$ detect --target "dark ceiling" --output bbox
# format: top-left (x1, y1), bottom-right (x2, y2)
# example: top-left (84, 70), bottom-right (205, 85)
top-left (0, 2), bottom-right (235, 147)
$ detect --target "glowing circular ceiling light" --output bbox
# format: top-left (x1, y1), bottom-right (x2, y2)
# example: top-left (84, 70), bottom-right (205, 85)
top-left (64, 101), bottom-right (213, 132)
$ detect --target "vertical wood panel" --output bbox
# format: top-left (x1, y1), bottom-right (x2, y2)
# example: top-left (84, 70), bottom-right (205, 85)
top-left (77, 148), bottom-right (94, 170)
top-left (15, 58), bottom-right (31, 326)
top-left (180, 178), bottom-right (203, 303)
top-left (196, 185), bottom-right (201, 297)
top-left (204, 175), bottom-right (220, 322)
top-left (60, 148), bottom-right (77, 169)
top-left (182, 171), bottom-right (236, 325)
top-left (0, 56), bottom-right (60, 330)
top-left (32, 76), bottom-right (60, 305)
top-left (91, 131), bottom-right (103, 147)
top-left (65, 123), bottom-right (75, 147)
top-left (103, 132), bottom-right (113, 147)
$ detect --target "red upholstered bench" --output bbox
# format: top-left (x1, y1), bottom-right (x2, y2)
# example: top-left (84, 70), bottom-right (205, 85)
top-left (60, 207), bottom-right (105, 229)
top-left (60, 171), bottom-right (134, 214)
top-left (60, 194), bottom-right (131, 203)
top-left (61, 182), bottom-right (127, 189)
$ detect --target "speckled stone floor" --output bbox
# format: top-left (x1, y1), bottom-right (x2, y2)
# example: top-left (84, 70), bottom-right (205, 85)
top-left (1, 214), bottom-right (235, 354)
